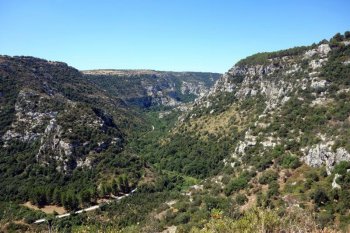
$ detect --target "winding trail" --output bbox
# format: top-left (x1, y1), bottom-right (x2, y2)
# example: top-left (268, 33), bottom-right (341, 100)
top-left (34, 188), bottom-right (137, 224)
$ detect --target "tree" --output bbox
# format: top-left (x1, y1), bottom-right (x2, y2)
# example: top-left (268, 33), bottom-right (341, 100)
top-left (79, 189), bottom-right (91, 206)
top-left (112, 179), bottom-right (119, 195)
top-left (313, 189), bottom-right (329, 207)
top-left (52, 188), bottom-right (62, 205)
top-left (345, 31), bottom-right (350, 39)
top-left (118, 175), bottom-right (130, 193)
top-left (30, 187), bottom-right (47, 208)
top-left (259, 170), bottom-right (278, 185)
top-left (224, 177), bottom-right (248, 196)
top-left (63, 191), bottom-right (79, 211)
top-left (332, 33), bottom-right (344, 42)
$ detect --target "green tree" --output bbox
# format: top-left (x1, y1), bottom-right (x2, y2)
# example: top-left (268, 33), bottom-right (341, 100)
top-left (52, 188), bottom-right (62, 205)
top-left (63, 191), bottom-right (79, 211)
top-left (112, 179), bottom-right (119, 195)
top-left (345, 31), bottom-right (350, 39)
top-left (313, 189), bottom-right (329, 207)
top-left (79, 189), bottom-right (91, 206)
top-left (118, 175), bottom-right (130, 193)
top-left (224, 177), bottom-right (248, 196)
top-left (30, 187), bottom-right (47, 208)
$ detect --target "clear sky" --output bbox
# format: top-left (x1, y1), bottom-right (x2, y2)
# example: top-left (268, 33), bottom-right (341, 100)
top-left (0, 0), bottom-right (349, 73)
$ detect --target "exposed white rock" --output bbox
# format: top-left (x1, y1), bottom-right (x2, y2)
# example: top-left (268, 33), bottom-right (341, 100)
top-left (76, 157), bottom-right (92, 168)
top-left (235, 130), bottom-right (257, 155)
top-left (2, 89), bottom-right (57, 144)
top-left (317, 44), bottom-right (331, 56)
top-left (181, 81), bottom-right (207, 96)
top-left (304, 44), bottom-right (331, 59)
top-left (310, 78), bottom-right (327, 89)
top-left (342, 41), bottom-right (350, 46)
top-left (337, 88), bottom-right (350, 94)
top-left (310, 97), bottom-right (333, 107)
top-left (261, 136), bottom-right (279, 148)
top-left (285, 64), bottom-right (300, 74)
top-left (310, 58), bottom-right (327, 70)
top-left (302, 144), bottom-right (350, 175)
top-left (332, 174), bottom-right (341, 189)
top-left (343, 60), bottom-right (350, 65)
top-left (159, 111), bottom-right (172, 119)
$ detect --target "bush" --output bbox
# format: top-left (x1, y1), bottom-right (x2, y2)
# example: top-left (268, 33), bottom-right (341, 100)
top-left (174, 212), bottom-right (190, 225)
top-left (313, 189), bottom-right (329, 207)
top-left (258, 170), bottom-right (278, 185)
top-left (224, 177), bottom-right (248, 196)
top-left (280, 155), bottom-right (301, 169)
top-left (236, 194), bottom-right (248, 205)
top-left (267, 181), bottom-right (279, 198)
top-left (333, 161), bottom-right (350, 176)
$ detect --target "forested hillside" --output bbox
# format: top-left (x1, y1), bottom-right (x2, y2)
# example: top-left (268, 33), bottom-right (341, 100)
top-left (134, 31), bottom-right (350, 232)
top-left (0, 56), bottom-right (147, 216)
top-left (2, 32), bottom-right (350, 233)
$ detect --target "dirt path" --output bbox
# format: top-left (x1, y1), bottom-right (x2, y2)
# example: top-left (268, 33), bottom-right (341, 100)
top-left (22, 202), bottom-right (66, 215)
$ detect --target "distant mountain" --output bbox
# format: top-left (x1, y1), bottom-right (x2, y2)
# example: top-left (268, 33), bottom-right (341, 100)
top-left (83, 69), bottom-right (221, 108)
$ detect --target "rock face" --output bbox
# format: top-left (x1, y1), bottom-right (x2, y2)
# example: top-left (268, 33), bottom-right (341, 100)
top-left (205, 44), bottom-right (331, 112)
top-left (180, 40), bottom-right (350, 173)
top-left (302, 144), bottom-right (350, 175)
top-left (2, 89), bottom-right (57, 144)
top-left (0, 56), bottom-right (127, 173)
top-left (83, 70), bottom-right (221, 108)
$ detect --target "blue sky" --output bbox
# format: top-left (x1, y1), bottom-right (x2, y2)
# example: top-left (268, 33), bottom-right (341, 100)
top-left (0, 0), bottom-right (349, 73)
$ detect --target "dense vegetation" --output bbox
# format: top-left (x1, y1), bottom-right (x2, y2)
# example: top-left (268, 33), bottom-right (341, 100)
top-left (1, 32), bottom-right (350, 232)
top-left (0, 56), bottom-right (146, 216)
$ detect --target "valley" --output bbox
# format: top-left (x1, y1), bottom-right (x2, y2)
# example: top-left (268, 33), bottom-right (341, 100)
top-left (1, 31), bottom-right (350, 232)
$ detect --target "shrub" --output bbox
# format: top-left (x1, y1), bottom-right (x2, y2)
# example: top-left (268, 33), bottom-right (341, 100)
top-left (224, 177), bottom-right (248, 196)
top-left (312, 189), bottom-right (329, 207)
top-left (280, 154), bottom-right (301, 169)
top-left (267, 181), bottom-right (279, 198)
top-left (258, 170), bottom-right (278, 185)
top-left (236, 194), bottom-right (248, 205)
top-left (333, 161), bottom-right (350, 176)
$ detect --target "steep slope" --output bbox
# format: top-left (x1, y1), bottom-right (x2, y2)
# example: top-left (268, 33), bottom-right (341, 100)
top-left (0, 56), bottom-right (145, 205)
top-left (158, 33), bottom-right (350, 177)
top-left (83, 69), bottom-right (221, 108)
top-left (130, 32), bottom-right (350, 231)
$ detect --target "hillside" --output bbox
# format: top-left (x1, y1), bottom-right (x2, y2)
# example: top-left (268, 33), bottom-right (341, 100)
top-left (134, 32), bottom-right (350, 232)
top-left (0, 56), bottom-right (220, 232)
top-left (2, 32), bottom-right (350, 233)
top-left (83, 69), bottom-right (221, 108)
top-left (0, 56), bottom-right (147, 213)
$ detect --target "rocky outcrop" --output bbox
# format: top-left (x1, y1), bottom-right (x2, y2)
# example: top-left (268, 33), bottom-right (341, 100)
top-left (2, 89), bottom-right (57, 144)
top-left (302, 144), bottom-right (350, 175)
top-left (182, 41), bottom-right (350, 175)
top-left (200, 44), bottom-right (332, 113)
